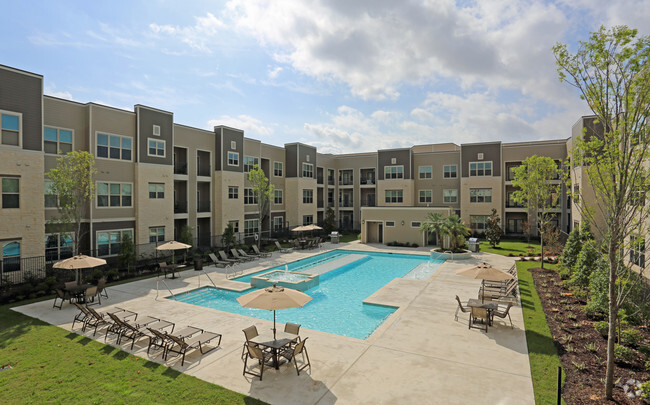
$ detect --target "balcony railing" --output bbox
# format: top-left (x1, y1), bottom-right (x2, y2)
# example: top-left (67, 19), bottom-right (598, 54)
top-left (339, 201), bottom-right (354, 207)
top-left (360, 178), bottom-right (375, 185)
top-left (174, 201), bottom-right (188, 213)
top-left (317, 175), bottom-right (324, 184)
top-left (327, 176), bottom-right (335, 185)
top-left (197, 167), bottom-right (211, 177)
top-left (197, 201), bottom-right (211, 212)
top-left (317, 201), bottom-right (324, 208)
top-left (339, 178), bottom-right (354, 186)
top-left (174, 163), bottom-right (188, 175)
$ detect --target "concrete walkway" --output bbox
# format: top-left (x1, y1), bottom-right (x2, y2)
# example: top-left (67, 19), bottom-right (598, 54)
top-left (14, 242), bottom-right (534, 405)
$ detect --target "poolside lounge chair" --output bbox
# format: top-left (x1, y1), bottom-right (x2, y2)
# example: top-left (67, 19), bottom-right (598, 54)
top-left (274, 240), bottom-right (292, 253)
top-left (479, 281), bottom-right (518, 301)
top-left (53, 289), bottom-right (67, 310)
top-left (147, 327), bottom-right (171, 357)
top-left (284, 322), bottom-right (301, 345)
top-left (238, 249), bottom-right (258, 260)
top-left (252, 244), bottom-right (272, 258)
top-left (454, 295), bottom-right (471, 321)
top-left (71, 302), bottom-right (92, 330)
top-left (280, 337), bottom-right (311, 376)
top-left (243, 342), bottom-right (274, 381)
top-left (80, 305), bottom-right (110, 336)
top-left (165, 328), bottom-right (222, 366)
top-left (231, 248), bottom-right (254, 262)
top-left (208, 253), bottom-right (232, 268)
top-left (469, 307), bottom-right (489, 332)
top-left (218, 250), bottom-right (241, 264)
top-left (492, 303), bottom-right (514, 328)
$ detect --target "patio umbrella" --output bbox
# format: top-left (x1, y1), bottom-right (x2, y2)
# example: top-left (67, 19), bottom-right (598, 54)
top-left (456, 262), bottom-right (514, 301)
top-left (53, 255), bottom-right (107, 285)
top-left (237, 284), bottom-right (312, 339)
top-left (155, 240), bottom-right (192, 263)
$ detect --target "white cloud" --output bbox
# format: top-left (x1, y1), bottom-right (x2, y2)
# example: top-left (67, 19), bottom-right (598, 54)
top-left (44, 84), bottom-right (73, 101)
top-left (208, 115), bottom-right (274, 137)
top-left (267, 66), bottom-right (283, 79)
top-left (149, 12), bottom-right (225, 53)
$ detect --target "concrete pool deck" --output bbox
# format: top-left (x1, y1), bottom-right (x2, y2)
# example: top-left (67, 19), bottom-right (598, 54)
top-left (14, 242), bottom-right (534, 405)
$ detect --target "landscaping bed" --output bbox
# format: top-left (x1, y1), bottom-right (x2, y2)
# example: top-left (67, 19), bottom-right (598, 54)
top-left (529, 265), bottom-right (649, 404)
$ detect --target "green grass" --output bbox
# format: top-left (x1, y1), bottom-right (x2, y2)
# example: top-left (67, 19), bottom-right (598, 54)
top-left (338, 233), bottom-right (360, 243)
top-left (516, 261), bottom-right (566, 405)
top-left (0, 302), bottom-right (265, 404)
top-left (480, 239), bottom-right (541, 257)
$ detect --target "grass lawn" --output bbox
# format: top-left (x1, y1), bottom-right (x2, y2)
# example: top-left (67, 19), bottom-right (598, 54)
top-left (0, 302), bottom-right (265, 404)
top-left (338, 233), bottom-right (360, 243)
top-left (480, 239), bottom-right (541, 257)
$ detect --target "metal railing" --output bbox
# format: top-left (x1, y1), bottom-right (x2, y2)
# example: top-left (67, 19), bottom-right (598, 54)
top-left (174, 163), bottom-right (188, 175)
top-left (174, 201), bottom-right (188, 213)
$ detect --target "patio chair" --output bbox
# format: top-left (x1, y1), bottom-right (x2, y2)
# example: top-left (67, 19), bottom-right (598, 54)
top-left (84, 286), bottom-right (100, 306)
top-left (231, 248), bottom-right (254, 262)
top-left (81, 305), bottom-right (110, 336)
top-left (105, 312), bottom-right (130, 343)
top-left (238, 249), bottom-right (258, 260)
top-left (165, 328), bottom-right (222, 366)
top-left (96, 278), bottom-right (109, 299)
top-left (469, 307), bottom-right (489, 333)
top-left (64, 281), bottom-right (77, 290)
top-left (208, 253), bottom-right (232, 268)
top-left (279, 337), bottom-right (311, 376)
top-left (241, 325), bottom-right (264, 359)
top-left (218, 250), bottom-right (241, 264)
top-left (274, 240), bottom-right (292, 253)
top-left (492, 303), bottom-right (514, 328)
top-left (243, 342), bottom-right (274, 381)
top-left (284, 322), bottom-right (301, 345)
top-left (252, 244), bottom-right (272, 258)
top-left (71, 302), bottom-right (92, 330)
top-left (454, 295), bottom-right (471, 321)
top-left (147, 327), bottom-right (172, 357)
top-left (53, 289), bottom-right (67, 310)
top-left (113, 316), bottom-right (148, 350)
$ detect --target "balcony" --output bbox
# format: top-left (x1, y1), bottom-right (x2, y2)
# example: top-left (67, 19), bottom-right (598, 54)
top-left (505, 200), bottom-right (525, 208)
top-left (197, 200), bottom-right (211, 213)
top-left (174, 163), bottom-right (188, 175)
top-left (174, 201), bottom-right (188, 213)
top-left (197, 167), bottom-right (211, 177)
top-left (317, 175), bottom-right (324, 184)
top-left (327, 176), bottom-right (335, 186)
top-left (360, 178), bottom-right (375, 185)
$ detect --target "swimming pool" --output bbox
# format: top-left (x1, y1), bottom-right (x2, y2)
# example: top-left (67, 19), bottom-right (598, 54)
top-left (173, 250), bottom-right (444, 339)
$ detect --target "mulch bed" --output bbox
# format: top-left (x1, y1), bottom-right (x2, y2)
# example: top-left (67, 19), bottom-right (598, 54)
top-left (529, 265), bottom-right (649, 404)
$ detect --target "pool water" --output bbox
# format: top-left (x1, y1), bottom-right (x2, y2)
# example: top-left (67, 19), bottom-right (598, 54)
top-left (173, 250), bottom-right (444, 339)
top-left (256, 270), bottom-right (311, 282)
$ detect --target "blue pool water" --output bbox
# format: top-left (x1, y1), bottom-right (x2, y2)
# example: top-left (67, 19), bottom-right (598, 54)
top-left (173, 250), bottom-right (444, 339)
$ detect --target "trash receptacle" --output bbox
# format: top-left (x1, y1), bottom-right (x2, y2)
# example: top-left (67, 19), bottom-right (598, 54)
top-left (468, 238), bottom-right (480, 252)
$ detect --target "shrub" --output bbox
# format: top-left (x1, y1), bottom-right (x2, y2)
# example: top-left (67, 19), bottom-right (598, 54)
top-left (614, 344), bottom-right (636, 363)
top-left (570, 240), bottom-right (600, 289)
top-left (638, 345), bottom-right (650, 358)
top-left (620, 329), bottom-right (643, 347)
top-left (411, 243), bottom-right (419, 248)
top-left (106, 268), bottom-right (119, 282)
top-left (645, 360), bottom-right (650, 371)
top-left (559, 226), bottom-right (581, 274)
top-left (642, 381), bottom-right (650, 402)
top-left (594, 321), bottom-right (609, 337)
top-left (586, 258), bottom-right (609, 315)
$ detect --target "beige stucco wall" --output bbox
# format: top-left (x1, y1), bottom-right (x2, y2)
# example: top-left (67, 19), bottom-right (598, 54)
top-left (460, 176), bottom-right (503, 229)
top-left (413, 151), bottom-right (461, 208)
top-left (376, 179), bottom-right (415, 207)
top-left (214, 171), bottom-right (244, 234)
top-left (361, 206), bottom-right (450, 246)
top-left (134, 163), bottom-right (174, 245)
top-left (285, 177), bottom-right (318, 227)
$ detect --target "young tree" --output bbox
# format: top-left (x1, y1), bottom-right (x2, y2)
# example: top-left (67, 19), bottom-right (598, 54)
top-left (559, 226), bottom-right (582, 274)
top-left (485, 208), bottom-right (503, 248)
top-left (420, 212), bottom-right (446, 248)
top-left (445, 215), bottom-right (470, 252)
top-left (46, 151), bottom-right (97, 255)
top-left (554, 25), bottom-right (650, 399)
top-left (221, 223), bottom-right (236, 250)
top-left (248, 164), bottom-right (275, 248)
top-left (322, 206), bottom-right (336, 234)
top-left (118, 233), bottom-right (136, 273)
top-left (511, 155), bottom-right (560, 269)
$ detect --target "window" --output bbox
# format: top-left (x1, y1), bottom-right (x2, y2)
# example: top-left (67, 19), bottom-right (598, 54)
top-left (411, 221), bottom-right (421, 228)
top-left (227, 151), bottom-right (239, 166)
top-left (97, 182), bottom-right (132, 207)
top-left (328, 169), bottom-right (335, 185)
top-left (469, 161), bottom-right (492, 177)
top-left (385, 221), bottom-right (395, 227)
top-left (470, 188), bottom-right (492, 203)
top-left (153, 125), bottom-right (161, 136)
top-left (274, 162), bottom-right (283, 177)
top-left (273, 216), bottom-right (284, 231)
top-left (244, 188), bottom-right (258, 205)
top-left (507, 218), bottom-right (525, 234)
top-left (630, 235), bottom-right (645, 268)
top-left (573, 184), bottom-right (580, 203)
top-left (244, 156), bottom-right (259, 172)
top-left (385, 190), bottom-right (403, 203)
top-left (419, 190), bottom-right (432, 203)
top-left (149, 227), bottom-right (165, 243)
top-left (2, 241), bottom-right (20, 272)
top-left (419, 166), bottom-right (432, 179)
top-left (96, 133), bottom-right (132, 161)
top-left (45, 180), bottom-right (58, 207)
top-left (45, 233), bottom-right (73, 262)
top-left (443, 165), bottom-right (457, 178)
top-left (443, 189), bottom-right (458, 203)
top-left (327, 190), bottom-right (334, 205)
top-left (96, 230), bottom-right (132, 256)
top-left (302, 163), bottom-right (314, 178)
top-left (470, 215), bottom-right (489, 230)
top-left (148, 138), bottom-right (165, 157)
top-left (302, 215), bottom-right (313, 225)
top-left (1, 177), bottom-right (19, 208)
top-left (44, 127), bottom-right (72, 154)
top-left (274, 189), bottom-right (283, 204)
top-left (384, 165), bottom-right (404, 179)
top-left (149, 183), bottom-right (164, 199)
top-left (229, 220), bottom-right (239, 233)
top-left (228, 186), bottom-right (238, 199)
top-left (244, 219), bottom-right (259, 236)
top-left (1, 112), bottom-right (20, 146)
top-left (302, 189), bottom-right (313, 204)
top-left (632, 187), bottom-right (646, 207)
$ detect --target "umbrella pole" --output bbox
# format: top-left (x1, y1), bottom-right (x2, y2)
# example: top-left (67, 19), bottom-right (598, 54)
top-left (273, 310), bottom-right (277, 340)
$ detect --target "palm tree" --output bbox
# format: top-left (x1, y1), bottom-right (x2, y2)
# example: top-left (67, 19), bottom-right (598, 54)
top-left (420, 212), bottom-right (446, 247)
top-left (445, 215), bottom-right (470, 251)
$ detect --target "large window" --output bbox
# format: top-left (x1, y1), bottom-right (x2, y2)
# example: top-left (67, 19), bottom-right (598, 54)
top-left (469, 161), bottom-right (492, 177)
top-left (273, 216), bottom-right (284, 231)
top-left (274, 189), bottom-right (283, 204)
top-left (419, 166), bottom-right (432, 179)
top-left (302, 189), bottom-right (313, 204)
top-left (2, 241), bottom-right (20, 272)
top-left (443, 189), bottom-right (458, 203)
top-left (244, 219), bottom-right (259, 236)
top-left (630, 235), bottom-right (645, 268)
top-left (302, 215), bottom-right (313, 225)
top-left (244, 188), bottom-right (258, 205)
top-left (227, 151), bottom-right (239, 166)
top-left (96, 133), bottom-right (132, 161)
top-left (302, 163), bottom-right (314, 178)
top-left (1, 177), bottom-right (19, 208)
top-left (385, 190), bottom-right (403, 203)
top-left (470, 215), bottom-right (489, 231)
top-left (244, 156), bottom-right (259, 172)
top-left (228, 186), bottom-right (239, 199)
top-left (470, 188), bottom-right (492, 203)
top-left (45, 180), bottom-right (58, 208)
top-left (96, 230), bottom-right (132, 256)
top-left (419, 190), bottom-right (432, 203)
top-left (384, 165), bottom-right (404, 179)
top-left (229, 220), bottom-right (239, 233)
top-left (443, 165), bottom-right (457, 178)
top-left (148, 138), bottom-right (165, 157)
top-left (507, 218), bottom-right (525, 234)
top-left (1, 112), bottom-right (20, 146)
top-left (45, 233), bottom-right (73, 262)
top-left (149, 183), bottom-right (164, 199)
top-left (274, 161), bottom-right (283, 177)
top-left (44, 127), bottom-right (72, 154)
top-left (97, 182), bottom-right (132, 207)
top-left (149, 227), bottom-right (165, 243)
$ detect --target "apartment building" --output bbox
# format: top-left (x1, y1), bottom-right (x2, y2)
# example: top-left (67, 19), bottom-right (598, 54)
top-left (0, 63), bottom-right (582, 270)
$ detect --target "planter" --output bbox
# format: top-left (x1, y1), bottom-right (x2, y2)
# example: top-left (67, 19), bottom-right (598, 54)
top-left (429, 249), bottom-right (472, 261)
top-left (193, 259), bottom-right (203, 270)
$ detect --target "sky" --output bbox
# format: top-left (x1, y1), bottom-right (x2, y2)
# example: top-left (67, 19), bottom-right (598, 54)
top-left (1, 1), bottom-right (649, 154)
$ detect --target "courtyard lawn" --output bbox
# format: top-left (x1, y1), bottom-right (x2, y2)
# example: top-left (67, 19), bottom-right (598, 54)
top-left (338, 233), bottom-right (360, 243)
top-left (480, 239), bottom-right (541, 257)
top-left (0, 303), bottom-right (266, 404)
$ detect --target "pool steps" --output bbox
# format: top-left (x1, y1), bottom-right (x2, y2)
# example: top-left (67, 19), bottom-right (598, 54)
top-left (300, 254), bottom-right (368, 276)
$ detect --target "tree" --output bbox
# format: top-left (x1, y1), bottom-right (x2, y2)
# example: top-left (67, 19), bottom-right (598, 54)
top-left (323, 206), bottom-right (336, 234)
top-left (554, 25), bottom-right (650, 399)
top-left (559, 226), bottom-right (582, 274)
top-left (485, 208), bottom-right (503, 247)
top-left (247, 164), bottom-right (275, 247)
top-left (46, 151), bottom-right (97, 255)
top-left (118, 233), bottom-right (136, 273)
top-left (178, 225), bottom-right (193, 246)
top-left (221, 223), bottom-right (236, 250)
top-left (445, 215), bottom-right (470, 251)
top-left (420, 212), bottom-right (446, 248)
top-left (511, 155), bottom-right (560, 269)
top-left (571, 239), bottom-right (600, 290)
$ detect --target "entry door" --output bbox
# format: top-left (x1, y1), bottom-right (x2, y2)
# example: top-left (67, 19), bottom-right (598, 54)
top-left (378, 224), bottom-right (383, 243)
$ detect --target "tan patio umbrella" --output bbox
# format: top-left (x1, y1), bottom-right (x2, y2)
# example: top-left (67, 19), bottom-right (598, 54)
top-left (155, 240), bottom-right (192, 263)
top-left (53, 255), bottom-right (107, 285)
top-left (237, 284), bottom-right (312, 339)
top-left (456, 262), bottom-right (514, 301)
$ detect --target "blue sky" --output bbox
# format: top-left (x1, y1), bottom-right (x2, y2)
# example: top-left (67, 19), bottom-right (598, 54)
top-left (2, 0), bottom-right (648, 153)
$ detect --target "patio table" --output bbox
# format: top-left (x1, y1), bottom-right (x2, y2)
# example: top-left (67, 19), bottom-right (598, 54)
top-left (251, 332), bottom-right (294, 369)
top-left (467, 299), bottom-right (498, 326)
top-left (64, 283), bottom-right (93, 303)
